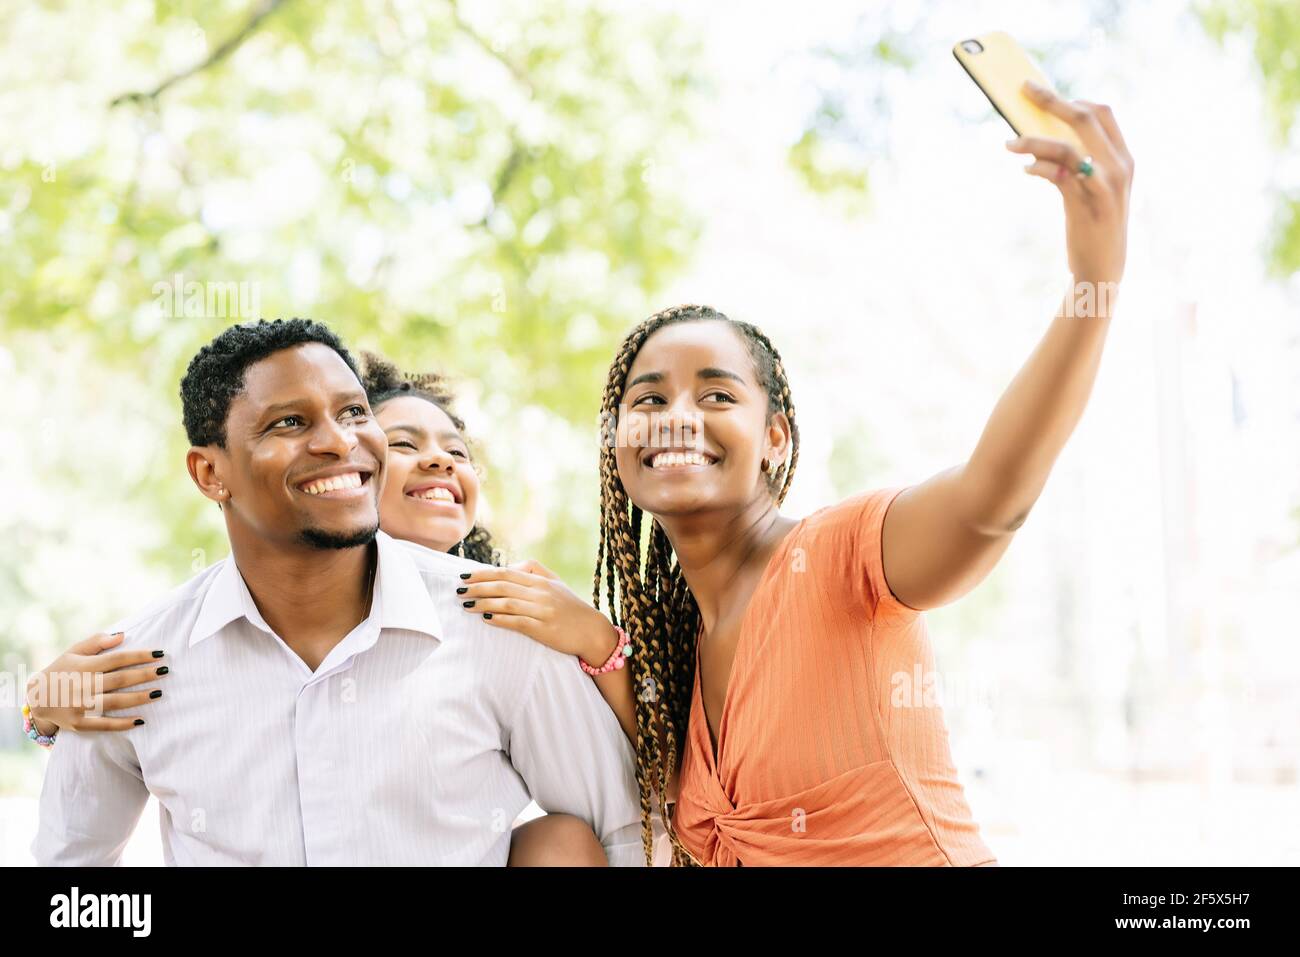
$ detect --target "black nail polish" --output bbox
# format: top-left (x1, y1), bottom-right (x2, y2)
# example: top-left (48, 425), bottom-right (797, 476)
top-left (156, 666), bottom-right (169, 676)
top-left (152, 650), bottom-right (165, 658)
top-left (459, 573), bottom-right (471, 580)
top-left (483, 612), bottom-right (493, 620)
top-left (149, 690), bottom-right (162, 699)
top-left (456, 587), bottom-right (468, 594)
top-left (462, 600), bottom-right (475, 608)
top-left (133, 719), bottom-right (145, 726)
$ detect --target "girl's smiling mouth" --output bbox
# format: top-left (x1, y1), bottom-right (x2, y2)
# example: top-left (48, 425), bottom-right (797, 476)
top-left (405, 480), bottom-right (462, 504)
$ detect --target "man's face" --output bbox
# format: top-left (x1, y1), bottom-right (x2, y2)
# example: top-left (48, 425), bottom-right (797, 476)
top-left (212, 342), bottom-right (386, 549)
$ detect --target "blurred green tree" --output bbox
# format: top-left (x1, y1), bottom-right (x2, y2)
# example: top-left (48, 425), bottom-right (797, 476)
top-left (0, 0), bottom-right (705, 663)
top-left (1198, 0), bottom-right (1300, 275)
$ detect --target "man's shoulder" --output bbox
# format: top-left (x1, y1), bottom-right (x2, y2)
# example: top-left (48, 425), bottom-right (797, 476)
top-left (386, 536), bottom-right (582, 678)
top-left (389, 536), bottom-right (500, 585)
top-left (101, 560), bottom-right (227, 647)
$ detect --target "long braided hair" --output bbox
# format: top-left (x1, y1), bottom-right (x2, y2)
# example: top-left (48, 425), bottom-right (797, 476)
top-left (593, 305), bottom-right (800, 866)
top-left (360, 352), bottom-right (503, 567)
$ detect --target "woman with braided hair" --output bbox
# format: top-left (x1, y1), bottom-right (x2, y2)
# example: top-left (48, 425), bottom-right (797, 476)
top-left (464, 76), bottom-right (1134, 865)
top-left (588, 303), bottom-right (1018, 867)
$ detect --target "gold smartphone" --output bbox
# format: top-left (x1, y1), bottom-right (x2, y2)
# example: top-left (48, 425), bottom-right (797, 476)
top-left (952, 31), bottom-right (1086, 154)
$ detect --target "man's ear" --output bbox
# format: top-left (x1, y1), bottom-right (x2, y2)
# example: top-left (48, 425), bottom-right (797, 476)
top-left (187, 447), bottom-right (230, 509)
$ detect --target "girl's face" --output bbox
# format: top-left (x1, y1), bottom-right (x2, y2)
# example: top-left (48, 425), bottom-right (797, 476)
top-left (375, 396), bottom-right (479, 552)
top-left (614, 321), bottom-right (790, 520)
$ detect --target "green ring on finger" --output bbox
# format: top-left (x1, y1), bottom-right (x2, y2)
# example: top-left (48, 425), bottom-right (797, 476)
top-left (1076, 155), bottom-right (1095, 177)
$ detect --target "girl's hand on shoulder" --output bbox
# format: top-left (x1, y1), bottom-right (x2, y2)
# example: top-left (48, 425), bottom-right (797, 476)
top-left (457, 560), bottom-right (619, 667)
top-left (25, 632), bottom-right (168, 735)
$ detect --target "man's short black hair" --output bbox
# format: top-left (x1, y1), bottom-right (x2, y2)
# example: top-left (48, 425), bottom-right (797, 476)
top-left (180, 319), bottom-right (363, 448)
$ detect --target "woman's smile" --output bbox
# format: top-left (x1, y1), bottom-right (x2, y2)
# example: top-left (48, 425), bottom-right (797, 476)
top-left (642, 449), bottom-right (720, 472)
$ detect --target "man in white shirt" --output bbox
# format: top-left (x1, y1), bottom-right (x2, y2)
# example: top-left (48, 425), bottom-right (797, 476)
top-left (32, 319), bottom-right (647, 866)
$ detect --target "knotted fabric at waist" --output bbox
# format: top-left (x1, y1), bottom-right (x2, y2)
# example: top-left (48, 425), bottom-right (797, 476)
top-left (674, 759), bottom-right (955, 867)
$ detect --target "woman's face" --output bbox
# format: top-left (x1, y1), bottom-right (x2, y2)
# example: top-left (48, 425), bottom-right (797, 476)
top-left (614, 320), bottom-right (790, 520)
top-left (375, 395), bottom-right (479, 552)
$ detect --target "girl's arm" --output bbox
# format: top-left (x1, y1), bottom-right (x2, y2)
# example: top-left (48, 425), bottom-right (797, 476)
top-left (578, 620), bottom-right (681, 805)
top-left (879, 80), bottom-right (1135, 612)
top-left (25, 631), bottom-right (170, 737)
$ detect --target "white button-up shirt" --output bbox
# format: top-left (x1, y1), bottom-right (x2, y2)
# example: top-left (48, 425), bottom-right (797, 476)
top-left (32, 531), bottom-right (653, 866)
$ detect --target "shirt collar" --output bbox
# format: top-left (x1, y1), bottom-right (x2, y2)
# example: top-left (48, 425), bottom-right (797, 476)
top-left (371, 530), bottom-right (444, 639)
top-left (189, 530), bottom-right (442, 647)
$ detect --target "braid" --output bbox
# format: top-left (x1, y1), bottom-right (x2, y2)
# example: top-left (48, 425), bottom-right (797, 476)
top-left (592, 304), bottom-right (800, 866)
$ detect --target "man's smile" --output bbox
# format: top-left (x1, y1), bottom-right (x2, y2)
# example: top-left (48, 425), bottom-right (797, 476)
top-left (294, 466), bottom-right (376, 499)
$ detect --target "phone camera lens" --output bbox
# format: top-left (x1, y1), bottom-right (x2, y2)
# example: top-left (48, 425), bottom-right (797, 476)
top-left (961, 39), bottom-right (984, 55)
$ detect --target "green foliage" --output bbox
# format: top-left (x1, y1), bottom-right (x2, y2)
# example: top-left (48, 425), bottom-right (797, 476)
top-left (787, 127), bottom-right (871, 214)
top-left (784, 20), bottom-right (921, 210)
top-left (1198, 0), bottom-right (1300, 139)
top-left (1197, 0), bottom-right (1300, 273)
top-left (827, 424), bottom-right (889, 501)
top-left (0, 0), bottom-right (707, 655)
top-left (1268, 194), bottom-right (1300, 278)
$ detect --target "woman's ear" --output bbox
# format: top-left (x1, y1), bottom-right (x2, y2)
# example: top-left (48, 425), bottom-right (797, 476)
top-left (765, 411), bottom-right (792, 469)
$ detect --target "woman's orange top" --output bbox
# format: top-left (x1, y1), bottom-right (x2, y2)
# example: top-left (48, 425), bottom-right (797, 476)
top-left (671, 486), bottom-right (998, 866)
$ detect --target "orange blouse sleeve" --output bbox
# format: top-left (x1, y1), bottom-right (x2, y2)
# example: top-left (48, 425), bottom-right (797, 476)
top-left (857, 485), bottom-right (924, 626)
top-left (803, 485), bottom-right (923, 628)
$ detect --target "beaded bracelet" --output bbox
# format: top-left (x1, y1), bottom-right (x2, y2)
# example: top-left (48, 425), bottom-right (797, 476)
top-left (22, 702), bottom-right (57, 749)
top-left (578, 624), bottom-right (633, 676)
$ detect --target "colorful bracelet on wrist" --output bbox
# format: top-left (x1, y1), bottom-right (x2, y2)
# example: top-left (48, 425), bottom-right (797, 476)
top-left (22, 703), bottom-right (57, 749)
top-left (578, 624), bottom-right (633, 676)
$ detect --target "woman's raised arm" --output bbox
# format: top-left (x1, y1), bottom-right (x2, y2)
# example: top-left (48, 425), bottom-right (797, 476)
top-left (878, 80), bottom-right (1135, 613)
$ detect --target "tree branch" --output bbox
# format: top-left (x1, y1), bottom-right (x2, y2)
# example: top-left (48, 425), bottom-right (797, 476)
top-left (110, 0), bottom-right (293, 108)
top-left (445, 0), bottom-right (534, 96)
top-left (469, 141), bottom-right (527, 229)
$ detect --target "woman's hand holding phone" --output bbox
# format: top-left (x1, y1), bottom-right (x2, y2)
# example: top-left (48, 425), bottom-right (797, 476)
top-left (1004, 79), bottom-right (1135, 287)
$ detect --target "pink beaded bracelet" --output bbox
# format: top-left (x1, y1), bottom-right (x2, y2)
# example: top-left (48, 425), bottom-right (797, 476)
top-left (578, 624), bottom-right (633, 676)
top-left (22, 703), bottom-right (57, 749)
